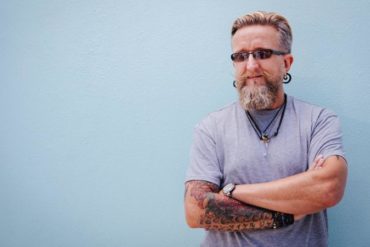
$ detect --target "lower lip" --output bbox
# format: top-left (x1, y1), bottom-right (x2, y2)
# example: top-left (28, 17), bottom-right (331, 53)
top-left (248, 76), bottom-right (262, 79)
top-left (246, 77), bottom-right (263, 81)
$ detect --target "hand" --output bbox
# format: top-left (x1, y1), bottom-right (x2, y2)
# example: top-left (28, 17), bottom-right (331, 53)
top-left (294, 214), bottom-right (306, 221)
top-left (309, 155), bottom-right (325, 171)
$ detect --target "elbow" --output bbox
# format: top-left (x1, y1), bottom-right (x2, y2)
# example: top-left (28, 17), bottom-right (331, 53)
top-left (323, 188), bottom-right (345, 208)
top-left (318, 160), bottom-right (348, 209)
top-left (321, 180), bottom-right (346, 208)
top-left (185, 207), bottom-right (200, 228)
top-left (185, 202), bottom-right (201, 228)
top-left (184, 180), bottom-right (217, 229)
top-left (186, 215), bottom-right (199, 228)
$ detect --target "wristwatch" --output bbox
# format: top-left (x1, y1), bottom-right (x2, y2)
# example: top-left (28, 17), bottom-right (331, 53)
top-left (222, 183), bottom-right (236, 198)
top-left (271, 211), bottom-right (294, 229)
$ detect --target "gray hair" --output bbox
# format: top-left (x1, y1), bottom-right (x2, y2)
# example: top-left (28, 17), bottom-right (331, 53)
top-left (231, 11), bottom-right (293, 52)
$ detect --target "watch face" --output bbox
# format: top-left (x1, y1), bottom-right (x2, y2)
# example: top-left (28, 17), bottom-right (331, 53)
top-left (223, 183), bottom-right (235, 194)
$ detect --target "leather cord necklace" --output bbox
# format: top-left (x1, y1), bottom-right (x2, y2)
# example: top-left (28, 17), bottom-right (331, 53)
top-left (246, 94), bottom-right (287, 143)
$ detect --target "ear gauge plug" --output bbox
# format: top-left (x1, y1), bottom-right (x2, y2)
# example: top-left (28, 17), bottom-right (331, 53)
top-left (283, 73), bottom-right (292, 84)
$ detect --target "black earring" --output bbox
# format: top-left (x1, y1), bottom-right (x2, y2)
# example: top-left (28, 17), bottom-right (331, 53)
top-left (233, 80), bottom-right (236, 88)
top-left (283, 73), bottom-right (292, 84)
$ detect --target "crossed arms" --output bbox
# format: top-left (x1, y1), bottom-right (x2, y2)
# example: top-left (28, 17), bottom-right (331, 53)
top-left (184, 155), bottom-right (347, 231)
top-left (185, 180), bottom-right (276, 231)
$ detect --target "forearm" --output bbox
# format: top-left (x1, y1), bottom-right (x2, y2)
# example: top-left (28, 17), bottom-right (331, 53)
top-left (232, 156), bottom-right (347, 215)
top-left (233, 172), bottom-right (322, 215)
top-left (185, 180), bottom-right (293, 231)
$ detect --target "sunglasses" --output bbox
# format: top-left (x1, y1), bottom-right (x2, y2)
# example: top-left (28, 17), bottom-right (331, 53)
top-left (231, 49), bottom-right (289, 62)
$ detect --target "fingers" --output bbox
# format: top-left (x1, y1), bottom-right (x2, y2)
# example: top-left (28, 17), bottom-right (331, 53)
top-left (294, 214), bottom-right (306, 221)
top-left (309, 155), bottom-right (325, 170)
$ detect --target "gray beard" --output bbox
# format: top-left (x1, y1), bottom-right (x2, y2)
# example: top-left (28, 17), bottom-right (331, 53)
top-left (239, 82), bottom-right (279, 111)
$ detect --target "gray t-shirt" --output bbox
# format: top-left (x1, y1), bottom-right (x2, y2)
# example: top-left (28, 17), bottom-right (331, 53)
top-left (185, 95), bottom-right (345, 247)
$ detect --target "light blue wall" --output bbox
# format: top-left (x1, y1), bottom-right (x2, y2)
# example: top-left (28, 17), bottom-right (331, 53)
top-left (1, 1), bottom-right (369, 246)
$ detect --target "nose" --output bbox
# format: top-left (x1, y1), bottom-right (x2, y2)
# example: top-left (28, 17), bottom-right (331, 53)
top-left (244, 55), bottom-right (260, 71)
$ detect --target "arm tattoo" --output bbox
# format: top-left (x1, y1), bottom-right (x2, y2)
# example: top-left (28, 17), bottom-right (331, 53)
top-left (186, 180), bottom-right (274, 231)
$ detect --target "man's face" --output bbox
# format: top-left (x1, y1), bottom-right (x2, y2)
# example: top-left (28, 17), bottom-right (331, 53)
top-left (231, 25), bottom-right (293, 111)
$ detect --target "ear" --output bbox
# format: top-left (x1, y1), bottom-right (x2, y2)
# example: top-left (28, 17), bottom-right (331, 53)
top-left (283, 54), bottom-right (294, 72)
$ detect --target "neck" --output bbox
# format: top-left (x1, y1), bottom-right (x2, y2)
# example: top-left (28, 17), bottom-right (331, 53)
top-left (245, 93), bottom-right (288, 143)
top-left (267, 91), bottom-right (285, 110)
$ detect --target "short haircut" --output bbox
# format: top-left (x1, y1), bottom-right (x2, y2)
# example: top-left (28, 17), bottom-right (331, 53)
top-left (231, 11), bottom-right (293, 52)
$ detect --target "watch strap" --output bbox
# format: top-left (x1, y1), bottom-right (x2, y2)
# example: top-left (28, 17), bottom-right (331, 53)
top-left (271, 211), bottom-right (294, 229)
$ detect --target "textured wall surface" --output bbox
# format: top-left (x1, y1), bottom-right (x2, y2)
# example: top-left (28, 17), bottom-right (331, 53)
top-left (1, 1), bottom-right (369, 246)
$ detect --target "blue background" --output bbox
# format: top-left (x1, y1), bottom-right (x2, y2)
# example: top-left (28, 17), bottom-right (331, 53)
top-left (1, 1), bottom-right (369, 246)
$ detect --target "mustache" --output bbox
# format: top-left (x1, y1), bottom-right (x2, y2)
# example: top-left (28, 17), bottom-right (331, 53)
top-left (236, 72), bottom-right (267, 80)
top-left (234, 73), bottom-right (266, 88)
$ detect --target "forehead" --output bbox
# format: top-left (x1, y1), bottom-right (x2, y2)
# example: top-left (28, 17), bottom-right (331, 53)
top-left (231, 25), bottom-right (281, 52)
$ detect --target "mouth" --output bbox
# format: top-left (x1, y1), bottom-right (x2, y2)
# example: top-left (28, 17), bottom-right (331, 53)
top-left (236, 75), bottom-right (265, 88)
top-left (238, 75), bottom-right (265, 88)
top-left (246, 75), bottom-right (263, 80)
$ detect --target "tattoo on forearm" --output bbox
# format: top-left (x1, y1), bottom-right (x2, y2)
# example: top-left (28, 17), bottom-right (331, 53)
top-left (202, 193), bottom-right (274, 231)
top-left (186, 180), bottom-right (218, 209)
top-left (186, 181), bottom-right (274, 231)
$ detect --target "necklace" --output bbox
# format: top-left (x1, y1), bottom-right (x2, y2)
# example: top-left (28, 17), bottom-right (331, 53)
top-left (246, 94), bottom-right (287, 143)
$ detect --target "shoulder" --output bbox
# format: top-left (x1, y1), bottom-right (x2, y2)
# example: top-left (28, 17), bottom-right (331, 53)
top-left (288, 96), bottom-right (341, 136)
top-left (289, 96), bottom-right (338, 120)
top-left (195, 101), bottom-right (240, 130)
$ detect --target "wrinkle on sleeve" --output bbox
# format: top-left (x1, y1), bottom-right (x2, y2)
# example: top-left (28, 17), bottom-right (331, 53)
top-left (185, 117), bottom-right (223, 186)
top-left (309, 108), bottom-right (346, 165)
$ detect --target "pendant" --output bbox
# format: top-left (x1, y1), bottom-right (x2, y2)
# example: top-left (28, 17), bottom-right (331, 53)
top-left (261, 134), bottom-right (270, 143)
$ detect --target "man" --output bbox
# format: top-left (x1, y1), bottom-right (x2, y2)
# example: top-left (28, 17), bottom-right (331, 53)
top-left (184, 11), bottom-right (347, 247)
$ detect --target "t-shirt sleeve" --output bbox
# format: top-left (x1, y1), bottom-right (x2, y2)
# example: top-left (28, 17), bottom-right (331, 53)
top-left (308, 108), bottom-right (346, 166)
top-left (185, 118), bottom-right (223, 186)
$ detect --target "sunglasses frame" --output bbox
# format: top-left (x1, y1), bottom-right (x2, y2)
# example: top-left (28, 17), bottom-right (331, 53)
top-left (231, 49), bottom-right (289, 62)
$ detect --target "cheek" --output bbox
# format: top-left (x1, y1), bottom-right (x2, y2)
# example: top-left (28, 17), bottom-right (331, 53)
top-left (234, 64), bottom-right (245, 76)
top-left (274, 61), bottom-right (287, 74)
top-left (275, 65), bottom-right (286, 78)
top-left (263, 64), bottom-right (284, 77)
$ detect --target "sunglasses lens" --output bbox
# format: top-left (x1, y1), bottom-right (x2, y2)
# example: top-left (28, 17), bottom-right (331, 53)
top-left (231, 49), bottom-right (276, 62)
top-left (231, 53), bottom-right (245, 62)
top-left (255, 50), bottom-right (273, 59)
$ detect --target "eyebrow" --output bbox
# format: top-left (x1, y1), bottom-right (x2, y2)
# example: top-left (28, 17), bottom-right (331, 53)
top-left (233, 47), bottom-right (270, 53)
